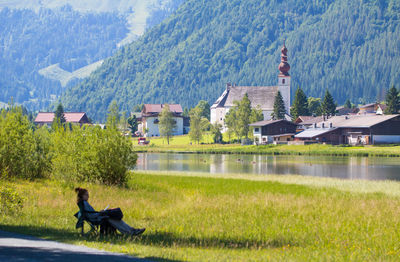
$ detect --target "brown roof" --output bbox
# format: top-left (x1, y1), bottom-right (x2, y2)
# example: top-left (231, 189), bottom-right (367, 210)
top-left (249, 119), bottom-right (296, 127)
top-left (295, 116), bottom-right (324, 125)
top-left (316, 114), bottom-right (399, 128)
top-left (143, 104), bottom-right (183, 114)
top-left (34, 112), bottom-right (88, 123)
top-left (212, 85), bottom-right (279, 110)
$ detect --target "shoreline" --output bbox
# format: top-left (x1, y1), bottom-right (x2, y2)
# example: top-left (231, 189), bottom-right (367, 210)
top-left (132, 144), bottom-right (400, 157)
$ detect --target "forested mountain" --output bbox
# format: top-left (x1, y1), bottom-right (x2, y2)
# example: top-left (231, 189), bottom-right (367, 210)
top-left (0, 0), bottom-right (183, 110)
top-left (61, 0), bottom-right (400, 121)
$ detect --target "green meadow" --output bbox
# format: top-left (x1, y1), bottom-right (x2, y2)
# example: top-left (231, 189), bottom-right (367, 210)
top-left (1, 171), bottom-right (400, 261)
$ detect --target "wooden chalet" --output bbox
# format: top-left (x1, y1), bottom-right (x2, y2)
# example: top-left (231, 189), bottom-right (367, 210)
top-left (250, 119), bottom-right (298, 145)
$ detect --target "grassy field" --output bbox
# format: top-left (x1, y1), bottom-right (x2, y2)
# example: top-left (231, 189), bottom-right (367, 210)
top-left (1, 171), bottom-right (400, 261)
top-left (133, 135), bottom-right (400, 157)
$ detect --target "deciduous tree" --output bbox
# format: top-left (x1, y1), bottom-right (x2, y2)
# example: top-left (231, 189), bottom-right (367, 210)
top-left (159, 104), bottom-right (176, 145)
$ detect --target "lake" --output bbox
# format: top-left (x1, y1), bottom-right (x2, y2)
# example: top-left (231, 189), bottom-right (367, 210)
top-left (135, 153), bottom-right (400, 181)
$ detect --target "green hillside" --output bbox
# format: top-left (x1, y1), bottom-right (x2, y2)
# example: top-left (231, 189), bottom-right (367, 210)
top-left (61, 0), bottom-right (400, 121)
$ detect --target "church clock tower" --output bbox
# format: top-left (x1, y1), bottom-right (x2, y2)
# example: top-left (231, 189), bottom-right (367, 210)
top-left (278, 42), bottom-right (291, 113)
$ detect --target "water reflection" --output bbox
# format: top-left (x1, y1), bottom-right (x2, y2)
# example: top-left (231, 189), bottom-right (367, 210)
top-left (135, 153), bottom-right (400, 181)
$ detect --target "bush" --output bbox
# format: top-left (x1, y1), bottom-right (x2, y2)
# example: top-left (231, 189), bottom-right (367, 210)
top-left (0, 107), bottom-right (50, 179)
top-left (0, 186), bottom-right (24, 215)
top-left (51, 125), bottom-right (137, 185)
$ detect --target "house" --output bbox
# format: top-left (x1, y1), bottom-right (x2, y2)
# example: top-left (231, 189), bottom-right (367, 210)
top-left (249, 119), bottom-right (298, 145)
top-left (140, 104), bottom-right (184, 137)
top-left (34, 112), bottom-right (90, 126)
top-left (294, 116), bottom-right (324, 131)
top-left (336, 106), bottom-right (359, 116)
top-left (295, 114), bottom-right (400, 145)
top-left (211, 43), bottom-right (291, 130)
top-left (376, 104), bottom-right (387, 115)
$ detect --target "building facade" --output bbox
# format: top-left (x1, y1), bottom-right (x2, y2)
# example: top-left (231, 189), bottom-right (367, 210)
top-left (294, 115), bottom-right (400, 145)
top-left (250, 119), bottom-right (298, 145)
top-left (140, 104), bottom-right (185, 137)
top-left (211, 44), bottom-right (291, 130)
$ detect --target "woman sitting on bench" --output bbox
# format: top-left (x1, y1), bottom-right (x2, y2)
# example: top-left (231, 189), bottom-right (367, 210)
top-left (75, 187), bottom-right (145, 236)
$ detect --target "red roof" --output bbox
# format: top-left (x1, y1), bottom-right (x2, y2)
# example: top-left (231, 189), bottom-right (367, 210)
top-left (143, 104), bottom-right (183, 114)
top-left (34, 112), bottom-right (88, 123)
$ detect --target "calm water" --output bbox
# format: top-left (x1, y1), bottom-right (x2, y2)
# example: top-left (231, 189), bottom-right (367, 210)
top-left (136, 153), bottom-right (400, 181)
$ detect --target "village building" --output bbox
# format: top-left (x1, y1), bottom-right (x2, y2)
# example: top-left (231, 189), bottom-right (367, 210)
top-left (250, 119), bottom-right (298, 145)
top-left (211, 43), bottom-right (291, 130)
top-left (34, 112), bottom-right (90, 126)
top-left (294, 114), bottom-right (400, 145)
top-left (294, 116), bottom-right (324, 131)
top-left (336, 106), bottom-right (359, 116)
top-left (139, 104), bottom-right (188, 137)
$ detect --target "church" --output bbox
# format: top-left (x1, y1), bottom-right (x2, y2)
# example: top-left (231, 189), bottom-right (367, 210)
top-left (210, 44), bottom-right (291, 129)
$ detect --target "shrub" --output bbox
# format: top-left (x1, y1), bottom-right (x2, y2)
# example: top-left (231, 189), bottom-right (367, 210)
top-left (51, 125), bottom-right (137, 185)
top-left (0, 107), bottom-right (50, 179)
top-left (0, 186), bottom-right (24, 215)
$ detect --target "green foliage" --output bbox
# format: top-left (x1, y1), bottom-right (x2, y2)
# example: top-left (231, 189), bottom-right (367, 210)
top-left (321, 90), bottom-right (337, 117)
top-left (225, 95), bottom-right (262, 140)
top-left (127, 115), bottom-right (139, 134)
top-left (0, 107), bottom-right (50, 179)
top-left (291, 88), bottom-right (309, 120)
top-left (384, 85), bottom-right (400, 114)
top-left (272, 91), bottom-right (286, 120)
top-left (0, 185), bottom-right (23, 216)
top-left (159, 105), bottom-right (177, 145)
top-left (54, 103), bottom-right (66, 125)
top-left (106, 101), bottom-right (120, 130)
top-left (308, 97), bottom-right (322, 116)
top-left (62, 0), bottom-right (400, 121)
top-left (210, 122), bottom-right (223, 143)
top-left (189, 107), bottom-right (210, 144)
top-left (344, 99), bottom-right (352, 109)
top-left (0, 7), bottom-right (129, 109)
top-left (51, 125), bottom-right (137, 185)
top-left (195, 100), bottom-right (211, 120)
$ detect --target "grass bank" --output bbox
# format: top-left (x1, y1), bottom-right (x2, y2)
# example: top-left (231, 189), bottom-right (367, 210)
top-left (133, 135), bottom-right (400, 157)
top-left (1, 172), bottom-right (400, 261)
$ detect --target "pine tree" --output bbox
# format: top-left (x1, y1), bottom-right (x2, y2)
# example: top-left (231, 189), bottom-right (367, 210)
top-left (271, 91), bottom-right (286, 120)
top-left (54, 103), bottom-right (66, 124)
top-left (290, 88), bottom-right (309, 120)
top-left (159, 104), bottom-right (176, 145)
top-left (384, 85), bottom-right (400, 114)
top-left (321, 90), bottom-right (336, 117)
top-left (344, 99), bottom-right (352, 109)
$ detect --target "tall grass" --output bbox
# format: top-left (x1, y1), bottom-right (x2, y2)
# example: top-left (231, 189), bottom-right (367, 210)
top-left (1, 172), bottom-right (400, 261)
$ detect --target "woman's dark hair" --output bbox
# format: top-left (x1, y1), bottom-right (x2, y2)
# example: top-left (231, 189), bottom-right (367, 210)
top-left (75, 187), bottom-right (88, 203)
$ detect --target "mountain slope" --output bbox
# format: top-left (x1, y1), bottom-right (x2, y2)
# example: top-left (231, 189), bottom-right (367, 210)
top-left (0, 0), bottom-right (183, 110)
top-left (61, 0), bottom-right (400, 121)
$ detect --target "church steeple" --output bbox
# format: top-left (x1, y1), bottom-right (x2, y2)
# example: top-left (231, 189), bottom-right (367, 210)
top-left (277, 41), bottom-right (291, 114)
top-left (278, 41), bottom-right (290, 76)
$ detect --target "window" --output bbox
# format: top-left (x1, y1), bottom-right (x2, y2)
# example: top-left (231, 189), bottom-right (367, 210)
top-left (282, 79), bottom-right (285, 84)
top-left (255, 128), bottom-right (259, 132)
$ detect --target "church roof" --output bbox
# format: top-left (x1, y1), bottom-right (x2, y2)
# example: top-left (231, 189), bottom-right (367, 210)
top-left (211, 85), bottom-right (279, 111)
